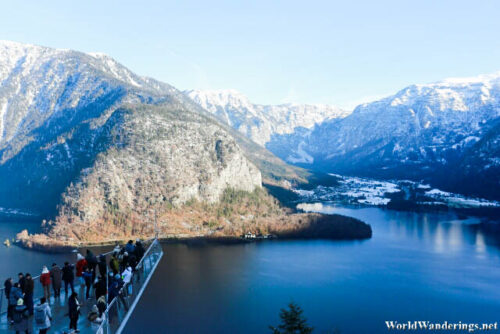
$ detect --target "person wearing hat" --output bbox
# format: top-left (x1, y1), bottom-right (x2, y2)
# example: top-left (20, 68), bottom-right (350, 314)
top-left (40, 266), bottom-right (51, 299)
top-left (12, 298), bottom-right (29, 334)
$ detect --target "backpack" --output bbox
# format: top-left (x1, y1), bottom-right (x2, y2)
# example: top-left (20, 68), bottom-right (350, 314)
top-left (34, 306), bottom-right (46, 324)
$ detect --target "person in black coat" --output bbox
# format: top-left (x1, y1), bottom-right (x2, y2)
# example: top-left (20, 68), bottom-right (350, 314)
top-left (23, 273), bottom-right (34, 315)
top-left (68, 292), bottom-right (80, 332)
top-left (4, 278), bottom-right (13, 320)
top-left (134, 240), bottom-right (145, 260)
top-left (17, 273), bottom-right (25, 294)
top-left (94, 276), bottom-right (107, 301)
top-left (86, 249), bottom-right (98, 282)
top-left (98, 254), bottom-right (107, 278)
top-left (3, 277), bottom-right (12, 299)
top-left (62, 262), bottom-right (75, 296)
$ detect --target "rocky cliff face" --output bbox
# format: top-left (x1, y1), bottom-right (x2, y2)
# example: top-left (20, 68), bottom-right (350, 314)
top-left (45, 104), bottom-right (261, 243)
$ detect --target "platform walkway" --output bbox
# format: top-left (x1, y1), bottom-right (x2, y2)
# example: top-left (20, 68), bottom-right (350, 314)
top-left (0, 239), bottom-right (163, 334)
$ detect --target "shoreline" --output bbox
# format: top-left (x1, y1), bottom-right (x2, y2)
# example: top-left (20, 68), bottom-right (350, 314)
top-left (14, 213), bottom-right (373, 253)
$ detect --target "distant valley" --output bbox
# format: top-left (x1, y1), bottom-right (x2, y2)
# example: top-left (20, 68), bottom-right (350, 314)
top-left (188, 74), bottom-right (500, 201)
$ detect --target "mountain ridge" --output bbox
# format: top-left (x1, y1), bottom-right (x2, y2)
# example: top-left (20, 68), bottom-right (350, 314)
top-left (185, 88), bottom-right (349, 146)
top-left (268, 71), bottom-right (500, 200)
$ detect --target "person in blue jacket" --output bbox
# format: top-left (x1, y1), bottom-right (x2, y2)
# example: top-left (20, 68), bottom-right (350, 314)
top-left (8, 282), bottom-right (23, 324)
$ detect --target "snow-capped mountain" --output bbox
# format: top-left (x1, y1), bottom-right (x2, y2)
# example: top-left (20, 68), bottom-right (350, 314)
top-left (0, 40), bottom-right (185, 160)
top-left (0, 40), bottom-right (264, 218)
top-left (273, 72), bottom-right (500, 199)
top-left (184, 89), bottom-right (349, 146)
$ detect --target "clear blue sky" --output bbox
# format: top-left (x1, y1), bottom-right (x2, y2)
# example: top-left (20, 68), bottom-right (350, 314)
top-left (1, 0), bottom-right (499, 109)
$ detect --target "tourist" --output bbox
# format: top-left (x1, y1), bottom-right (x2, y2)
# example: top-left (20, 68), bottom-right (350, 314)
top-left (128, 252), bottom-right (137, 271)
top-left (40, 266), bottom-right (51, 300)
top-left (62, 262), bottom-right (75, 296)
top-left (107, 273), bottom-right (121, 304)
top-left (87, 304), bottom-right (100, 323)
top-left (75, 253), bottom-right (87, 290)
top-left (109, 252), bottom-right (119, 275)
top-left (82, 267), bottom-right (93, 299)
top-left (34, 297), bottom-right (52, 334)
top-left (86, 249), bottom-right (98, 282)
top-left (68, 292), bottom-right (80, 333)
top-left (12, 298), bottom-right (29, 334)
top-left (24, 273), bottom-right (34, 315)
top-left (119, 252), bottom-right (129, 273)
top-left (121, 266), bottom-right (133, 295)
top-left (125, 240), bottom-right (135, 254)
top-left (4, 277), bottom-right (12, 317)
top-left (50, 263), bottom-right (62, 297)
top-left (134, 239), bottom-right (145, 258)
top-left (98, 254), bottom-right (107, 278)
top-left (8, 282), bottom-right (23, 324)
top-left (17, 273), bottom-right (25, 294)
top-left (96, 295), bottom-right (106, 317)
top-left (94, 276), bottom-right (107, 301)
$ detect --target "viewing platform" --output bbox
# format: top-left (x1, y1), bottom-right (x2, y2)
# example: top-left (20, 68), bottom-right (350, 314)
top-left (0, 239), bottom-right (163, 334)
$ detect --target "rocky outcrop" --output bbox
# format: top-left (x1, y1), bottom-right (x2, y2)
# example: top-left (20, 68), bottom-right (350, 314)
top-left (37, 104), bottom-right (261, 244)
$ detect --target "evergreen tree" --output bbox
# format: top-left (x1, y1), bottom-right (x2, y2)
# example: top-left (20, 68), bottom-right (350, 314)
top-left (269, 302), bottom-right (314, 334)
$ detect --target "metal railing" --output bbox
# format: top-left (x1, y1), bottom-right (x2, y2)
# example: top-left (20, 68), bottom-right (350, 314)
top-left (96, 239), bottom-right (163, 334)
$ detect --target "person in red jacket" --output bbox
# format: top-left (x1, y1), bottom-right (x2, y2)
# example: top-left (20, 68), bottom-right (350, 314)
top-left (75, 253), bottom-right (88, 290)
top-left (40, 266), bottom-right (51, 299)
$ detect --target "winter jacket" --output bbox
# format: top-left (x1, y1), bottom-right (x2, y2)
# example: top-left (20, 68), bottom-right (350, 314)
top-left (128, 254), bottom-right (138, 270)
top-left (18, 277), bottom-right (26, 293)
top-left (24, 278), bottom-right (34, 294)
top-left (86, 251), bottom-right (98, 269)
top-left (8, 286), bottom-right (23, 306)
top-left (109, 257), bottom-right (120, 274)
top-left (98, 255), bottom-right (107, 277)
top-left (40, 272), bottom-right (51, 286)
top-left (50, 265), bottom-right (63, 288)
top-left (76, 258), bottom-right (88, 277)
top-left (121, 267), bottom-right (132, 284)
top-left (34, 302), bottom-right (52, 330)
top-left (135, 242), bottom-right (145, 260)
top-left (13, 304), bottom-right (29, 331)
top-left (125, 243), bottom-right (135, 254)
top-left (95, 279), bottom-right (107, 300)
top-left (68, 296), bottom-right (80, 318)
top-left (3, 279), bottom-right (12, 299)
top-left (62, 264), bottom-right (75, 281)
